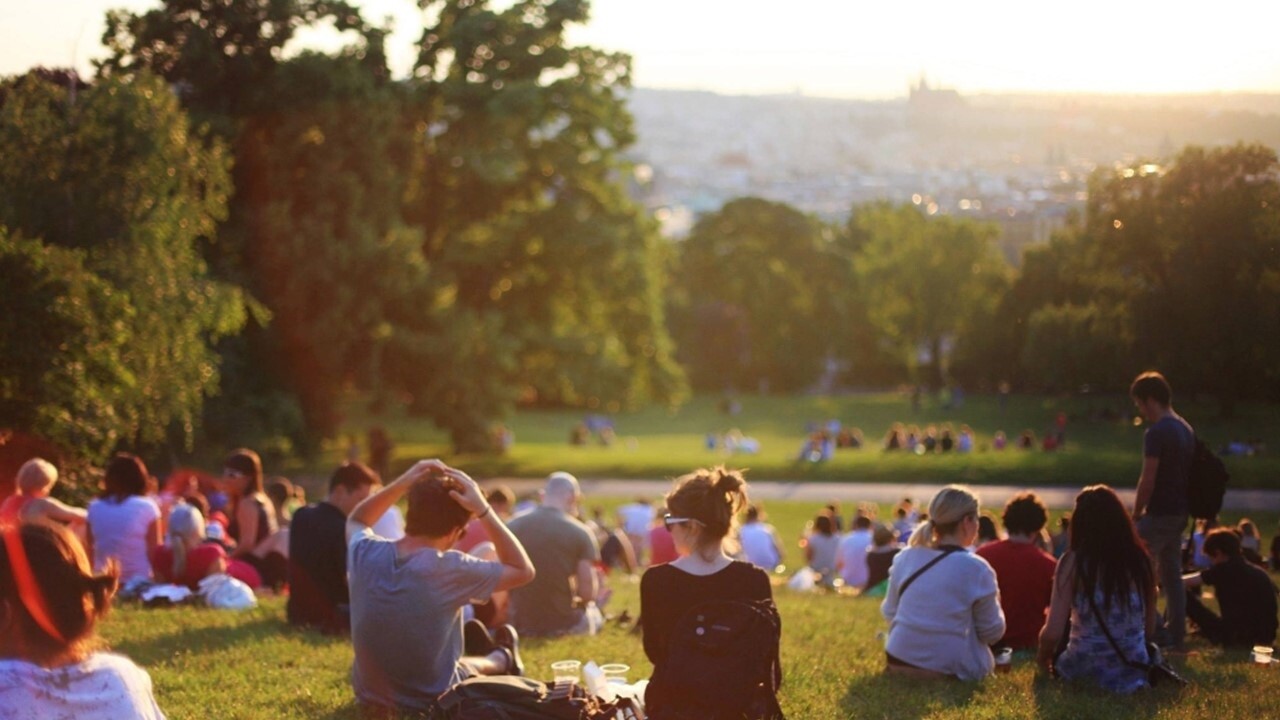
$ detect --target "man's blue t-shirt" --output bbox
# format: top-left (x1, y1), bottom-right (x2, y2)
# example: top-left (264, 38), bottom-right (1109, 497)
top-left (1143, 413), bottom-right (1194, 517)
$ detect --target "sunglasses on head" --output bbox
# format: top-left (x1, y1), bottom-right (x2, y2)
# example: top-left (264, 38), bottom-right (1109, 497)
top-left (663, 514), bottom-right (701, 531)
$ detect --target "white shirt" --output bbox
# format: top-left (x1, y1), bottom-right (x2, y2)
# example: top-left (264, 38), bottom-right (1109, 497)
top-left (739, 521), bottom-right (781, 570)
top-left (881, 546), bottom-right (1006, 680)
top-left (371, 504), bottom-right (405, 540)
top-left (0, 653), bottom-right (165, 720)
top-left (837, 529), bottom-right (874, 588)
top-left (88, 496), bottom-right (160, 581)
top-left (617, 503), bottom-right (654, 537)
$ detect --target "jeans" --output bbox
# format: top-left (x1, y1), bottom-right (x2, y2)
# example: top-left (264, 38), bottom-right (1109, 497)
top-left (1138, 513), bottom-right (1189, 648)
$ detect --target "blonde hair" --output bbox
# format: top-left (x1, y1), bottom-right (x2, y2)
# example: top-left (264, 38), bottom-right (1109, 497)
top-left (16, 458), bottom-right (57, 494)
top-left (909, 485), bottom-right (980, 548)
top-left (166, 504), bottom-right (206, 579)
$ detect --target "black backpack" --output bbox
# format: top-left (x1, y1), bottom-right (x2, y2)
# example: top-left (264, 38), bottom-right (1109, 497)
top-left (1187, 437), bottom-right (1229, 520)
top-left (647, 599), bottom-right (785, 720)
top-left (434, 676), bottom-right (621, 720)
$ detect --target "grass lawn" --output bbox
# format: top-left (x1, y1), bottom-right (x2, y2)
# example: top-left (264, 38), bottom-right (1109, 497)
top-left (99, 499), bottom-right (1280, 720)
top-left (297, 393), bottom-right (1280, 490)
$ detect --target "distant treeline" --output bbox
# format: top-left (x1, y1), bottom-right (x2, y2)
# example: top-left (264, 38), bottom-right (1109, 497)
top-left (2, 1), bottom-right (1278, 475)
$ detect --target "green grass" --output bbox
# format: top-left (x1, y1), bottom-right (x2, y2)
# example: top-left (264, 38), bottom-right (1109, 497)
top-left (295, 393), bottom-right (1280, 491)
top-left (99, 498), bottom-right (1280, 720)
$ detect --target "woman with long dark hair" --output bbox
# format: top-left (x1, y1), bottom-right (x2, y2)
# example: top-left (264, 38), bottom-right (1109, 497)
top-left (221, 449), bottom-right (286, 588)
top-left (1037, 485), bottom-right (1156, 693)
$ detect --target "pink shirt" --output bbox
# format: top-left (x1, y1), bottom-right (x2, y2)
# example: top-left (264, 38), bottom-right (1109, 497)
top-left (648, 526), bottom-right (679, 565)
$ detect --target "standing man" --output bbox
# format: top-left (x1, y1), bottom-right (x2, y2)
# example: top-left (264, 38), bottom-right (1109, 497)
top-left (346, 460), bottom-right (534, 715)
top-left (508, 472), bottom-right (601, 637)
top-left (1130, 371), bottom-right (1195, 651)
top-left (286, 462), bottom-right (379, 633)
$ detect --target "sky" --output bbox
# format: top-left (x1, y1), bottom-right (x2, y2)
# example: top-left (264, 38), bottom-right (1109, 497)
top-left (4, 0), bottom-right (1280, 99)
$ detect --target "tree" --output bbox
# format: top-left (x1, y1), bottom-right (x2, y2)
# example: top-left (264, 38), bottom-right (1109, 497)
top-left (673, 197), bottom-right (839, 392)
top-left (850, 203), bottom-right (1010, 387)
top-left (0, 71), bottom-right (250, 451)
top-left (0, 230), bottom-right (133, 460)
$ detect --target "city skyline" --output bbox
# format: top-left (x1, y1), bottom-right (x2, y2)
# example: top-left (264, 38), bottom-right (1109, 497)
top-left (4, 0), bottom-right (1280, 99)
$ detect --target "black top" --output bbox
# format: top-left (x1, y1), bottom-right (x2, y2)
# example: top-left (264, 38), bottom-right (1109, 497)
top-left (865, 547), bottom-right (900, 591)
top-left (287, 502), bottom-right (350, 632)
top-left (640, 560), bottom-right (773, 665)
top-left (1143, 413), bottom-right (1194, 517)
top-left (1201, 556), bottom-right (1279, 647)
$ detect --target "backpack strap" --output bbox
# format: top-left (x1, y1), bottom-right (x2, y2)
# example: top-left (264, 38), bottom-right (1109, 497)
top-left (897, 546), bottom-right (963, 598)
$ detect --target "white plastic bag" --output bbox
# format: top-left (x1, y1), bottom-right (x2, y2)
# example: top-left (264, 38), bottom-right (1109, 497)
top-left (787, 567), bottom-right (817, 592)
top-left (198, 573), bottom-right (257, 610)
top-left (585, 601), bottom-right (605, 635)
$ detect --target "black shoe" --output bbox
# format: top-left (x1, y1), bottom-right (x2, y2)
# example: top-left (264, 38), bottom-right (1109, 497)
top-left (464, 619), bottom-right (496, 656)
top-left (493, 624), bottom-right (524, 677)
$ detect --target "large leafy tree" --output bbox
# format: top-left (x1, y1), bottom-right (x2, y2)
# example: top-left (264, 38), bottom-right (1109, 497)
top-left (99, 0), bottom-right (686, 453)
top-left (850, 203), bottom-right (1010, 387)
top-left (0, 71), bottom-right (249, 451)
top-left (672, 197), bottom-right (839, 392)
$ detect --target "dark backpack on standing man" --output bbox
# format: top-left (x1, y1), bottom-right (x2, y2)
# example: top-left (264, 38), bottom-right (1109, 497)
top-left (646, 598), bottom-right (785, 720)
top-left (1187, 436), bottom-right (1229, 520)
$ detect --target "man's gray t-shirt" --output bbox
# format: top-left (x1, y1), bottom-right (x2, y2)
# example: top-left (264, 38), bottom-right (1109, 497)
top-left (507, 506), bottom-right (600, 636)
top-left (348, 528), bottom-right (503, 710)
top-left (1144, 413), bottom-right (1194, 517)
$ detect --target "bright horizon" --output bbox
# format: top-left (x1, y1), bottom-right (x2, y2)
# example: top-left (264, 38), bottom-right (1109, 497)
top-left (3, 0), bottom-right (1280, 100)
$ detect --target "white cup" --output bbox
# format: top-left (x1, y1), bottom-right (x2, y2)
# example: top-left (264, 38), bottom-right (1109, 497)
top-left (1252, 646), bottom-right (1274, 665)
top-left (600, 663), bottom-right (630, 685)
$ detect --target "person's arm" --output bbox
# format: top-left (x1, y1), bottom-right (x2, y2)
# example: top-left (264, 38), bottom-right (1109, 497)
top-left (1133, 456), bottom-right (1159, 517)
top-left (346, 459), bottom-right (447, 542)
top-left (231, 498), bottom-right (259, 558)
top-left (1182, 572), bottom-right (1203, 590)
top-left (146, 518), bottom-right (161, 560)
top-left (443, 467), bottom-right (535, 592)
top-left (27, 497), bottom-right (87, 525)
top-left (576, 558), bottom-right (598, 603)
top-left (1038, 552), bottom-right (1076, 673)
top-left (973, 576), bottom-right (1007, 646)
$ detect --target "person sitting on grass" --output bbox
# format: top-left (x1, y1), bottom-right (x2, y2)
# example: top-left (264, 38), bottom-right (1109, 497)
top-left (0, 521), bottom-right (165, 719)
top-left (976, 492), bottom-right (1057, 651)
top-left (287, 462), bottom-right (379, 634)
top-left (837, 514), bottom-right (875, 590)
top-left (641, 466), bottom-right (778, 719)
top-left (804, 513), bottom-right (840, 588)
top-left (507, 472), bottom-right (602, 637)
top-left (0, 458), bottom-right (87, 531)
top-left (881, 485), bottom-right (1006, 680)
top-left (739, 504), bottom-right (783, 572)
top-left (87, 454), bottom-right (162, 586)
top-left (1182, 528), bottom-right (1278, 649)
top-left (863, 523), bottom-right (901, 596)
top-left (150, 503), bottom-right (228, 590)
top-left (1037, 485), bottom-right (1156, 694)
top-left (220, 449), bottom-right (287, 590)
top-left (346, 460), bottom-right (533, 716)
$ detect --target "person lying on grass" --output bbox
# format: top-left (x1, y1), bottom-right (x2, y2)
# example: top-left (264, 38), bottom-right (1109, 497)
top-left (345, 459), bottom-right (534, 715)
top-left (0, 521), bottom-right (165, 720)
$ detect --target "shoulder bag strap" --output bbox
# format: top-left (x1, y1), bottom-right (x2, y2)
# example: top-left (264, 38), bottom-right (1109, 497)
top-left (898, 546), bottom-right (962, 598)
top-left (1085, 591), bottom-right (1149, 671)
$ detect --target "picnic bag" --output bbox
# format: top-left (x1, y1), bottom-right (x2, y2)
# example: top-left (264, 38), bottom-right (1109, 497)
top-left (1187, 437), bottom-right (1229, 520)
top-left (647, 599), bottom-right (785, 720)
top-left (434, 676), bottom-right (623, 720)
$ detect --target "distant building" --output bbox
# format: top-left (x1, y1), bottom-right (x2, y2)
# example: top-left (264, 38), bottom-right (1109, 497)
top-left (908, 76), bottom-right (966, 114)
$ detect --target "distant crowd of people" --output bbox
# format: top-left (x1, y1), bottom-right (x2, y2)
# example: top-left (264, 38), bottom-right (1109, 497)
top-left (2, 370), bottom-right (1278, 718)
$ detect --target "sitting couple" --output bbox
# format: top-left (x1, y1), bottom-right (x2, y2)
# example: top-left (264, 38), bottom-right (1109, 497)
top-left (346, 459), bottom-right (534, 715)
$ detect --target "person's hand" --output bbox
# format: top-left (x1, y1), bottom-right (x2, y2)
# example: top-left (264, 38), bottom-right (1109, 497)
top-left (443, 468), bottom-right (489, 517)
top-left (397, 459), bottom-right (449, 485)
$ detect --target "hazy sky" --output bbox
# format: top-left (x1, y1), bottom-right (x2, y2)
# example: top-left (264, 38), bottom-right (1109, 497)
top-left (4, 0), bottom-right (1280, 98)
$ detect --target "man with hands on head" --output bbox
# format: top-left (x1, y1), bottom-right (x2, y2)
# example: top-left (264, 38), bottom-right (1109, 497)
top-left (345, 459), bottom-right (536, 715)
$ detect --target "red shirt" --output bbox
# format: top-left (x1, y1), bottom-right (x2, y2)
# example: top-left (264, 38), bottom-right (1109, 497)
top-left (975, 539), bottom-right (1057, 649)
top-left (456, 517), bottom-right (493, 554)
top-left (0, 494), bottom-right (34, 523)
top-left (151, 543), bottom-right (228, 589)
top-left (648, 525), bottom-right (679, 565)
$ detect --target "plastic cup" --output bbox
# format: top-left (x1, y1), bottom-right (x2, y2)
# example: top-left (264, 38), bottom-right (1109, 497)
top-left (600, 663), bottom-right (630, 685)
top-left (995, 648), bottom-right (1013, 674)
top-left (551, 660), bottom-right (582, 683)
top-left (1252, 646), bottom-right (1274, 665)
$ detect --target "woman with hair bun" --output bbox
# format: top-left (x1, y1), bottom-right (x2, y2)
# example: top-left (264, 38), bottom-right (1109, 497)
top-left (0, 522), bottom-right (166, 718)
top-left (881, 485), bottom-right (1006, 680)
top-left (640, 467), bottom-right (780, 719)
